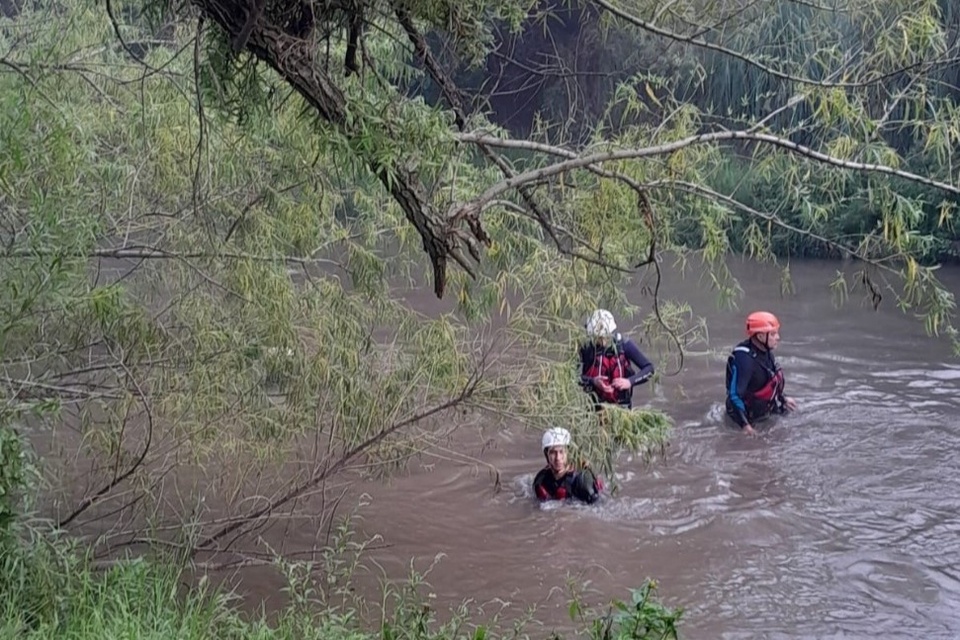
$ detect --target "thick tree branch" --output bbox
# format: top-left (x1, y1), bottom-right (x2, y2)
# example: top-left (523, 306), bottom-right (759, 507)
top-left (449, 129), bottom-right (913, 331)
top-left (460, 129), bottom-right (647, 192)
top-left (0, 246), bottom-right (345, 268)
top-left (393, 6), bottom-right (632, 273)
top-left (453, 130), bottom-right (960, 220)
top-left (188, 5), bottom-right (461, 297)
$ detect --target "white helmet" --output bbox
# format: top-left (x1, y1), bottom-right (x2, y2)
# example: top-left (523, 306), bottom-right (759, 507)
top-left (542, 427), bottom-right (572, 450)
top-left (585, 309), bottom-right (617, 337)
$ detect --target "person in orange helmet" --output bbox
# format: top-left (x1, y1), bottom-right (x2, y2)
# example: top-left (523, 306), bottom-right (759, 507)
top-left (725, 311), bottom-right (797, 436)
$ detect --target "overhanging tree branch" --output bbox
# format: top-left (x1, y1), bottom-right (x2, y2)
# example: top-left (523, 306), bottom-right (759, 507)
top-left (452, 130), bottom-right (960, 220)
top-left (393, 6), bottom-right (637, 274)
top-left (187, 2), bottom-right (481, 298)
top-left (58, 355), bottom-right (154, 528)
top-left (195, 368), bottom-right (484, 551)
top-left (642, 178), bottom-right (903, 270)
top-left (452, 132), bottom-right (909, 267)
top-left (1, 375), bottom-right (126, 401)
top-left (592, 0), bottom-right (960, 89)
top-left (0, 246), bottom-right (345, 269)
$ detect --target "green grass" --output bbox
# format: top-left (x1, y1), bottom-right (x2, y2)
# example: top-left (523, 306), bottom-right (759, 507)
top-left (0, 523), bottom-right (682, 640)
top-left (0, 532), bottom-right (359, 640)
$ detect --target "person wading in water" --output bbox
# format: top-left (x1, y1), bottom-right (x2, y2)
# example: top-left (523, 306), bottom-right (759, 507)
top-left (578, 309), bottom-right (654, 411)
top-left (532, 427), bottom-right (604, 504)
top-left (725, 311), bottom-right (798, 436)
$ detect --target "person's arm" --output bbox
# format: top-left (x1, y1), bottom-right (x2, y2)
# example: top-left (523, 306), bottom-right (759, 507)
top-left (726, 349), bottom-right (755, 428)
top-left (773, 357), bottom-right (787, 411)
top-left (578, 344), bottom-right (598, 387)
top-left (622, 340), bottom-right (654, 385)
top-left (571, 468), bottom-right (602, 504)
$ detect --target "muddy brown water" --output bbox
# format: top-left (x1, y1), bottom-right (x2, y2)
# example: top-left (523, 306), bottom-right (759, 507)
top-left (202, 258), bottom-right (960, 639)
top-left (53, 257), bottom-right (960, 638)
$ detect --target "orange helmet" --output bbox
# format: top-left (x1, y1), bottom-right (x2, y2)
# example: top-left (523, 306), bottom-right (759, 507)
top-left (745, 311), bottom-right (780, 336)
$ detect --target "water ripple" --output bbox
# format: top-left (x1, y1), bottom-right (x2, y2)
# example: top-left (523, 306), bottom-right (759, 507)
top-left (336, 277), bottom-right (960, 640)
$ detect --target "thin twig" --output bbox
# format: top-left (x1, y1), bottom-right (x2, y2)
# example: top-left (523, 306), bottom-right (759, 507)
top-left (58, 356), bottom-right (154, 527)
top-left (196, 369), bottom-right (484, 551)
top-left (592, 0), bottom-right (960, 89)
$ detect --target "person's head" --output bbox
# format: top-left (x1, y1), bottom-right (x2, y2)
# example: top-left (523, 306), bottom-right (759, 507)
top-left (541, 427), bottom-right (572, 474)
top-left (585, 309), bottom-right (617, 346)
top-left (745, 311), bottom-right (781, 351)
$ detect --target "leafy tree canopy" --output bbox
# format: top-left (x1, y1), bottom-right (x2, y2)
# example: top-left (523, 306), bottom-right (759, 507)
top-left (0, 0), bottom-right (958, 564)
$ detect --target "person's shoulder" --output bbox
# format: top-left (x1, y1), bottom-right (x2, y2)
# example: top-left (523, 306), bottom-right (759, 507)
top-left (620, 337), bottom-right (650, 358)
top-left (576, 465), bottom-right (597, 481)
top-left (731, 339), bottom-right (755, 355)
top-left (578, 341), bottom-right (597, 360)
top-left (573, 466), bottom-right (603, 501)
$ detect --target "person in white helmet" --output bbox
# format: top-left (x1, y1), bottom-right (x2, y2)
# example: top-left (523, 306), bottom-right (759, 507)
top-left (532, 427), bottom-right (604, 504)
top-left (579, 309), bottom-right (654, 410)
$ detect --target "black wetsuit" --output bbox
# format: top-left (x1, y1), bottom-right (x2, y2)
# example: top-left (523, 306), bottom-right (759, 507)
top-left (725, 338), bottom-right (787, 428)
top-left (532, 467), bottom-right (603, 504)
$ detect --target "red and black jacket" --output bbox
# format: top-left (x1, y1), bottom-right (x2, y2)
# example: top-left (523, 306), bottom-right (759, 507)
top-left (579, 335), bottom-right (654, 408)
top-left (533, 467), bottom-right (604, 504)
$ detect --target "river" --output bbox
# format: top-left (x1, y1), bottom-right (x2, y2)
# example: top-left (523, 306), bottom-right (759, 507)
top-left (53, 256), bottom-right (960, 638)
top-left (232, 257), bottom-right (960, 639)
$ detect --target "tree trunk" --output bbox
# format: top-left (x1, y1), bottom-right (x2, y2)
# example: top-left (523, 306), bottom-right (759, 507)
top-left (191, 0), bottom-right (453, 295)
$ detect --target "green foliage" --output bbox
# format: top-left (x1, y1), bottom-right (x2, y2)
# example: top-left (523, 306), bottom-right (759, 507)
top-left (2, 0), bottom-right (959, 636)
top-left (0, 426), bottom-right (26, 534)
top-left (0, 513), bottom-right (683, 639)
top-left (1, 523), bottom-right (307, 639)
top-left (427, 0), bottom-right (960, 349)
top-left (567, 580), bottom-right (682, 640)
top-left (1, 0), bottom-right (686, 570)
top-left (598, 407), bottom-right (670, 454)
top-left (568, 407), bottom-right (672, 491)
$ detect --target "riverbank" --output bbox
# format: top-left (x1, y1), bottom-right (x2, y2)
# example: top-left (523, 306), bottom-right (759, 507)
top-left (0, 519), bottom-right (682, 639)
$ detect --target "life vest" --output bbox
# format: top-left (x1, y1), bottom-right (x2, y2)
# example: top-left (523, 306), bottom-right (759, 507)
top-left (583, 334), bottom-right (635, 404)
top-left (733, 344), bottom-right (785, 408)
top-left (535, 468), bottom-right (604, 502)
top-left (754, 368), bottom-right (785, 403)
top-left (535, 474), bottom-right (574, 501)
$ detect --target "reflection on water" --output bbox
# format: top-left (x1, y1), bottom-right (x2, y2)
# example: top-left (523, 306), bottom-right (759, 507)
top-left (314, 260), bottom-right (960, 639)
